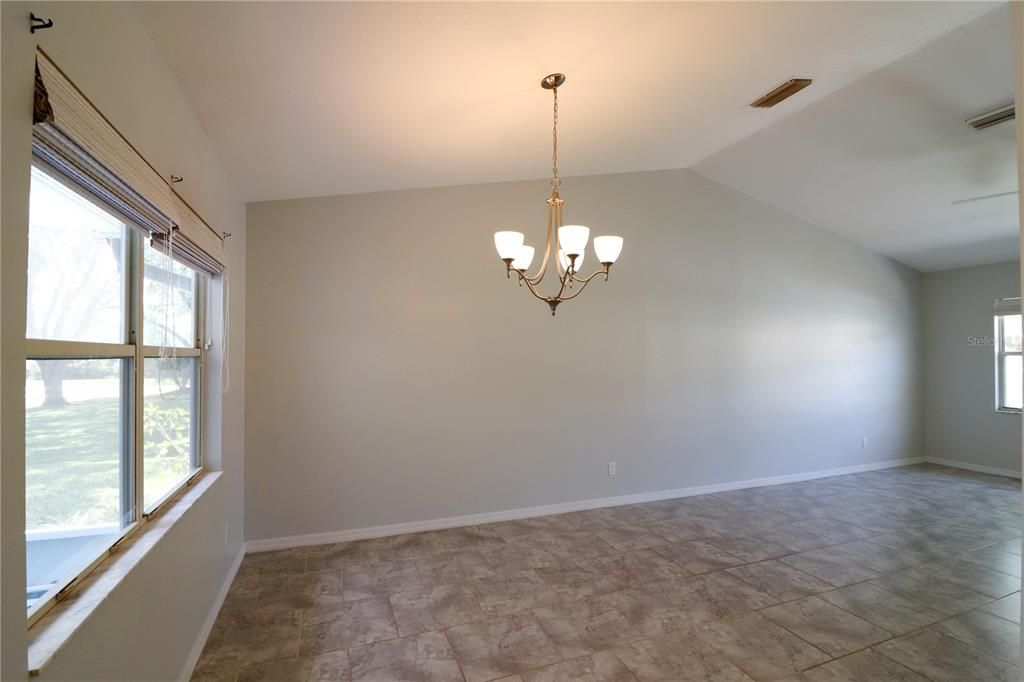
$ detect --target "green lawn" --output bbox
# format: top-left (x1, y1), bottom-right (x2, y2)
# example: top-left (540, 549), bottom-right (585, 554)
top-left (26, 390), bottom-right (192, 531)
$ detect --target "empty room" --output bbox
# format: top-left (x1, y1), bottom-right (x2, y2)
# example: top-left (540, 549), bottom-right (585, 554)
top-left (2, 2), bottom-right (1024, 681)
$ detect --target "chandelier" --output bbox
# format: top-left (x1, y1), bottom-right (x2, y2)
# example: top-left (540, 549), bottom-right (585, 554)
top-left (493, 73), bottom-right (624, 316)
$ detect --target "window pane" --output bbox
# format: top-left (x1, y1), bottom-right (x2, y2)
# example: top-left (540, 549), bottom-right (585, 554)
top-left (26, 359), bottom-right (128, 611)
top-left (27, 167), bottom-right (127, 343)
top-left (144, 247), bottom-right (196, 348)
top-left (1004, 355), bottom-right (1023, 410)
top-left (1003, 315), bottom-right (1022, 353)
top-left (144, 357), bottom-right (198, 509)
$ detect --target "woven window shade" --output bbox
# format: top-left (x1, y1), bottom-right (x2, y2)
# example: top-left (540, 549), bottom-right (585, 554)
top-left (33, 49), bottom-right (225, 274)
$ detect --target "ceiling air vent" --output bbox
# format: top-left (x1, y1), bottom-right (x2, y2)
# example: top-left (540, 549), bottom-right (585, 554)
top-left (750, 79), bottom-right (813, 108)
top-left (965, 104), bottom-right (1015, 130)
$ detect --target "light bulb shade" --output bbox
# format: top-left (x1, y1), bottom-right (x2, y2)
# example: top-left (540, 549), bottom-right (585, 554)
top-left (494, 231), bottom-right (525, 260)
top-left (511, 245), bottom-right (534, 271)
top-left (558, 249), bottom-right (584, 272)
top-left (593, 235), bottom-right (623, 264)
top-left (558, 225), bottom-right (590, 256)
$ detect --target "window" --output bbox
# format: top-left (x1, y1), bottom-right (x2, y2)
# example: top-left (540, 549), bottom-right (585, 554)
top-left (25, 166), bottom-right (204, 617)
top-left (995, 299), bottom-right (1022, 413)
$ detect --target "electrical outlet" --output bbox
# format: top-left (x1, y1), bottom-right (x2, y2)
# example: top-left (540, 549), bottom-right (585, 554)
top-left (608, 461), bottom-right (616, 476)
top-left (862, 437), bottom-right (868, 449)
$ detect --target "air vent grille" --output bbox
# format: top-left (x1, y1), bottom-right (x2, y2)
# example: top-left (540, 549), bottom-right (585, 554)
top-left (965, 104), bottom-right (1015, 130)
top-left (750, 79), bottom-right (813, 108)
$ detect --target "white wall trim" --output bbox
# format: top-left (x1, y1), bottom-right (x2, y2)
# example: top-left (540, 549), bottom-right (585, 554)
top-left (925, 457), bottom-right (1022, 479)
top-left (179, 548), bottom-right (244, 682)
top-left (245, 457), bottom-right (925, 553)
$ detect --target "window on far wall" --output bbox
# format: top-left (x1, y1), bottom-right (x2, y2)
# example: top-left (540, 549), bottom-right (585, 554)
top-left (25, 165), bottom-right (205, 618)
top-left (995, 299), bottom-right (1022, 413)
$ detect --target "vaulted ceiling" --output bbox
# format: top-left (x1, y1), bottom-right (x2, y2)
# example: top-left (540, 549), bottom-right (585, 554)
top-left (696, 4), bottom-right (1018, 272)
top-left (136, 2), bottom-right (1016, 271)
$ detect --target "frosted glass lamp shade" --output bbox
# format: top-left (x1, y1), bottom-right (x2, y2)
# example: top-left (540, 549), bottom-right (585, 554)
top-left (494, 231), bottom-right (525, 260)
top-left (594, 236), bottom-right (623, 264)
top-left (558, 249), bottom-right (584, 272)
top-left (558, 225), bottom-right (590, 256)
top-left (511, 245), bottom-right (534, 271)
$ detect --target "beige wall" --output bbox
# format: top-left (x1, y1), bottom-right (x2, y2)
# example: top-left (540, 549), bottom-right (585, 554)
top-left (923, 262), bottom-right (1021, 475)
top-left (1, 3), bottom-right (246, 679)
top-left (245, 168), bottom-right (924, 543)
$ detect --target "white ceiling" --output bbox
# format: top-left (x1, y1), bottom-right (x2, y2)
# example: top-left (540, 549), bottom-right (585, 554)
top-left (136, 2), bottom-right (1016, 272)
top-left (696, 4), bottom-right (1019, 272)
top-left (136, 2), bottom-right (996, 200)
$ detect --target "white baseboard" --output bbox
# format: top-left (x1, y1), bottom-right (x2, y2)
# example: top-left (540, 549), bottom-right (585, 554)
top-left (925, 457), bottom-right (1022, 479)
top-left (179, 548), bottom-right (245, 682)
top-left (245, 457), bottom-right (925, 554)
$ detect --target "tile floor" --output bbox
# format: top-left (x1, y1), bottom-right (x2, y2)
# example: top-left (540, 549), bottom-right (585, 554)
top-left (193, 464), bottom-right (1022, 681)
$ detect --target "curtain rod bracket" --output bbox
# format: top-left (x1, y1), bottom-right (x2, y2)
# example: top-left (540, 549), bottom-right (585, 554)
top-left (221, 232), bottom-right (232, 239)
top-left (169, 175), bottom-right (183, 184)
top-left (30, 13), bottom-right (54, 33)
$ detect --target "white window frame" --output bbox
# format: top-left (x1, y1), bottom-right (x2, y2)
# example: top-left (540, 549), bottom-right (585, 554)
top-left (25, 162), bottom-right (205, 625)
top-left (994, 307), bottom-right (1022, 414)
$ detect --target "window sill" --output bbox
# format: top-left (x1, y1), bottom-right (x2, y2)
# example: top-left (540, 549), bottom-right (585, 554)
top-left (996, 408), bottom-right (1022, 415)
top-left (27, 471), bottom-right (222, 676)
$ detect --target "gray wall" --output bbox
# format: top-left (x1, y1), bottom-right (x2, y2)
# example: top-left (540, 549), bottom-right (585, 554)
top-left (1, 3), bottom-right (246, 679)
top-left (245, 168), bottom-right (924, 543)
top-left (923, 261), bottom-right (1021, 475)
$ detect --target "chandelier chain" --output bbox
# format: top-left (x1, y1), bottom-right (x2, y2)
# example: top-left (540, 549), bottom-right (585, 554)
top-left (551, 86), bottom-right (559, 189)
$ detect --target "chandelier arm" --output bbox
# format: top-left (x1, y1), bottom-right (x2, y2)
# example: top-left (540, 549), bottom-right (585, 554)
top-left (515, 270), bottom-right (553, 302)
top-left (558, 268), bottom-right (608, 301)
top-left (525, 200), bottom-right (556, 285)
top-left (554, 200), bottom-right (566, 278)
top-left (553, 255), bottom-right (575, 301)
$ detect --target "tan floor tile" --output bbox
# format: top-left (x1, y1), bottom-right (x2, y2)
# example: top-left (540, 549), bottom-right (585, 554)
top-left (536, 561), bottom-right (627, 602)
top-left (521, 652), bottom-right (637, 682)
top-left (870, 567), bottom-right (993, 615)
top-left (915, 558), bottom-right (1021, 599)
top-left (416, 551), bottom-right (497, 585)
top-left (761, 596), bottom-right (891, 657)
top-left (875, 628), bottom-right (1019, 682)
top-left (817, 583), bottom-right (945, 635)
top-left (614, 633), bottom-right (754, 681)
top-left (243, 548), bottom-right (309, 577)
top-left (702, 536), bottom-right (790, 563)
top-left (592, 527), bottom-right (669, 552)
top-left (474, 569), bottom-right (563, 616)
top-left (236, 651), bottom-right (349, 681)
top-left (256, 570), bottom-right (346, 613)
top-left (696, 613), bottom-right (829, 680)
top-left (958, 545), bottom-right (1023, 578)
top-left (344, 559), bottom-right (425, 601)
top-left (348, 631), bottom-right (463, 681)
top-left (793, 649), bottom-right (927, 681)
top-left (726, 560), bottom-right (833, 601)
top-left (778, 548), bottom-right (879, 588)
top-left (301, 598), bottom-right (398, 655)
top-left (933, 610), bottom-right (1020, 664)
top-left (203, 466), bottom-right (1020, 682)
top-left (390, 584), bottom-right (488, 636)
top-left (643, 518), bottom-right (720, 543)
top-left (652, 540), bottom-right (745, 574)
top-left (533, 599), bottom-right (644, 659)
top-left (979, 592), bottom-right (1021, 624)
top-left (199, 609), bottom-right (302, 671)
top-left (446, 614), bottom-right (563, 682)
top-left (595, 549), bottom-right (693, 587)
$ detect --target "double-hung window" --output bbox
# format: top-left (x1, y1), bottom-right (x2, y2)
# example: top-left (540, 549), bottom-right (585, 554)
top-left (25, 164), bottom-right (205, 617)
top-left (994, 297), bottom-right (1022, 413)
